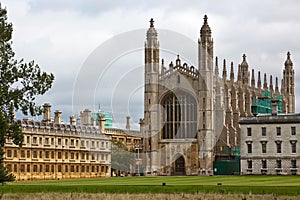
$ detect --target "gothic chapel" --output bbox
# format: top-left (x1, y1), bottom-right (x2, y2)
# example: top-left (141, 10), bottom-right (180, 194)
top-left (141, 15), bottom-right (295, 175)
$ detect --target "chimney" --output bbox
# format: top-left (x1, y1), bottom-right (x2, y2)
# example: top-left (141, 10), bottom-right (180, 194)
top-left (43, 103), bottom-right (51, 122)
top-left (99, 115), bottom-right (106, 133)
top-left (70, 116), bottom-right (76, 125)
top-left (271, 99), bottom-right (279, 116)
top-left (80, 109), bottom-right (92, 126)
top-left (126, 116), bottom-right (131, 130)
top-left (54, 110), bottom-right (62, 124)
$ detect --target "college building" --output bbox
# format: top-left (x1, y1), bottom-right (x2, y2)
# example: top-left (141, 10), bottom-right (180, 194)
top-left (142, 15), bottom-right (295, 175)
top-left (3, 104), bottom-right (111, 181)
top-left (240, 103), bottom-right (300, 175)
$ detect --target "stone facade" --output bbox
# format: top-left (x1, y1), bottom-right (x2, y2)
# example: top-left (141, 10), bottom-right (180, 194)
top-left (240, 114), bottom-right (300, 175)
top-left (142, 15), bottom-right (295, 175)
top-left (3, 105), bottom-right (111, 181)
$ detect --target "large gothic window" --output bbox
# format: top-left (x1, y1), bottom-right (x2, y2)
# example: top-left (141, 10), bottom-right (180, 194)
top-left (161, 92), bottom-right (197, 139)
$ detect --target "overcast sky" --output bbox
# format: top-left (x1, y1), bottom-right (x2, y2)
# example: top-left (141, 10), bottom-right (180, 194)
top-left (2, 0), bottom-right (300, 128)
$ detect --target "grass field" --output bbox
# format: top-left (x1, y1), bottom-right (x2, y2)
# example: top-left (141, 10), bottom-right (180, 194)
top-left (0, 175), bottom-right (300, 197)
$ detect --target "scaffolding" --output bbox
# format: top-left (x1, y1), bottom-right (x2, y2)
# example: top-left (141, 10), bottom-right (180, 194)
top-left (251, 91), bottom-right (282, 114)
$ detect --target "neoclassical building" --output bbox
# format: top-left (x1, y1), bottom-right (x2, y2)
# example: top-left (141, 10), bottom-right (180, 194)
top-left (141, 15), bottom-right (295, 175)
top-left (3, 104), bottom-right (111, 181)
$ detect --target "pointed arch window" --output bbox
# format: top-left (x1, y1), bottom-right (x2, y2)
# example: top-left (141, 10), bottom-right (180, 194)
top-left (161, 92), bottom-right (197, 139)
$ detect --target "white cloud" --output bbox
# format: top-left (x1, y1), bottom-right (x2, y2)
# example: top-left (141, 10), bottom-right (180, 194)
top-left (3, 0), bottom-right (300, 125)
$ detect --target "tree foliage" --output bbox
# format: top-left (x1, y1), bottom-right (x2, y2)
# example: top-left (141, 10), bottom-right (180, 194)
top-left (111, 140), bottom-right (135, 174)
top-left (0, 4), bottom-right (54, 183)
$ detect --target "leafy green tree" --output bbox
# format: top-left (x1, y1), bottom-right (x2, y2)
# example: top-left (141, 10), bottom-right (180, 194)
top-left (111, 140), bottom-right (135, 175)
top-left (0, 4), bottom-right (54, 183)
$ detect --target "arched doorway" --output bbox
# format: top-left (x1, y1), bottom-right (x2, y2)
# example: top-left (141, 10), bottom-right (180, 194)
top-left (173, 156), bottom-right (186, 175)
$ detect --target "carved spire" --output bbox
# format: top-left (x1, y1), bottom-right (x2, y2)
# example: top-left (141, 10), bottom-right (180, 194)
top-left (251, 69), bottom-right (255, 88)
top-left (146, 18), bottom-right (158, 48)
top-left (230, 62), bottom-right (234, 82)
top-left (240, 54), bottom-right (249, 85)
top-left (269, 75), bottom-right (274, 95)
top-left (237, 64), bottom-right (242, 83)
top-left (281, 78), bottom-right (285, 94)
top-left (257, 71), bottom-right (262, 89)
top-left (284, 51), bottom-right (293, 68)
top-left (275, 77), bottom-right (279, 95)
top-left (200, 14), bottom-right (212, 41)
top-left (161, 59), bottom-right (165, 74)
top-left (263, 73), bottom-right (268, 90)
top-left (215, 56), bottom-right (219, 76)
top-left (222, 59), bottom-right (227, 81)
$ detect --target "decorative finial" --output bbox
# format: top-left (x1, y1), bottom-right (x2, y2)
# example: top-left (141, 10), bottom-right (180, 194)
top-left (204, 15), bottom-right (208, 24)
top-left (150, 18), bottom-right (154, 27)
top-left (243, 54), bottom-right (246, 61)
top-left (287, 51), bottom-right (291, 58)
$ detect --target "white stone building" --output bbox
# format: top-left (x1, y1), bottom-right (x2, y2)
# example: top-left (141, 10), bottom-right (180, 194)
top-left (240, 109), bottom-right (300, 175)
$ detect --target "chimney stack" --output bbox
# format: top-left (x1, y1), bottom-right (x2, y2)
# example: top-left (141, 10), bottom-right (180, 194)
top-left (126, 116), bottom-right (131, 130)
top-left (99, 115), bottom-right (106, 133)
top-left (271, 99), bottom-right (279, 116)
top-left (43, 103), bottom-right (51, 122)
top-left (70, 116), bottom-right (76, 125)
top-left (54, 110), bottom-right (62, 124)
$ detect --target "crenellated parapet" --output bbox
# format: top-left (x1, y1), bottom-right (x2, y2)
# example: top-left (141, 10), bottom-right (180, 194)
top-left (159, 55), bottom-right (199, 79)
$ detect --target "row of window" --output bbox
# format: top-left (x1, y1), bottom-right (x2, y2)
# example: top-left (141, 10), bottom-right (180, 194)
top-left (6, 164), bottom-right (108, 173)
top-left (6, 149), bottom-right (109, 161)
top-left (247, 160), bottom-right (297, 169)
top-left (247, 126), bottom-right (296, 137)
top-left (20, 136), bottom-right (109, 149)
top-left (247, 141), bottom-right (297, 154)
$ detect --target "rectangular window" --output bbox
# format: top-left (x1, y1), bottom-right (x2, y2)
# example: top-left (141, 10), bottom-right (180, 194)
top-left (276, 142), bottom-right (282, 153)
top-left (39, 137), bottom-right (42, 145)
top-left (51, 138), bottom-right (54, 145)
top-left (51, 165), bottom-right (54, 173)
top-left (58, 138), bottom-right (62, 145)
top-left (33, 165), bottom-right (38, 172)
top-left (6, 150), bottom-right (12, 157)
top-left (276, 127), bottom-right (281, 136)
top-left (27, 164), bottom-right (30, 173)
top-left (58, 165), bottom-right (62, 172)
top-left (27, 150), bottom-right (30, 158)
top-left (71, 139), bottom-right (74, 146)
top-left (58, 151), bottom-right (62, 159)
top-left (65, 166), bottom-right (68, 172)
top-left (291, 160), bottom-right (297, 168)
top-left (65, 152), bottom-right (68, 159)
top-left (32, 137), bottom-right (37, 144)
top-left (13, 150), bottom-right (17, 157)
top-left (65, 139), bottom-right (68, 146)
top-left (71, 165), bottom-right (74, 172)
top-left (262, 143), bottom-right (267, 153)
top-left (71, 153), bottom-right (74, 159)
top-left (291, 142), bottom-right (297, 153)
top-left (45, 151), bottom-right (49, 158)
top-left (45, 138), bottom-right (49, 145)
top-left (262, 160), bottom-right (267, 169)
top-left (291, 127), bottom-right (296, 135)
top-left (45, 165), bottom-right (49, 172)
top-left (40, 165), bottom-right (43, 172)
top-left (247, 128), bottom-right (252, 136)
top-left (51, 151), bottom-right (54, 159)
top-left (247, 143), bottom-right (252, 153)
top-left (39, 151), bottom-right (43, 158)
top-left (262, 127), bottom-right (266, 136)
top-left (20, 164), bottom-right (25, 172)
top-left (33, 151), bottom-right (37, 158)
top-left (20, 150), bottom-right (25, 158)
top-left (26, 136), bottom-right (30, 144)
top-left (276, 160), bottom-right (282, 168)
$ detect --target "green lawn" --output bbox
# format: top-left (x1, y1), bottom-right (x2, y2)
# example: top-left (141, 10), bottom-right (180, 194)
top-left (1, 176), bottom-right (300, 195)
